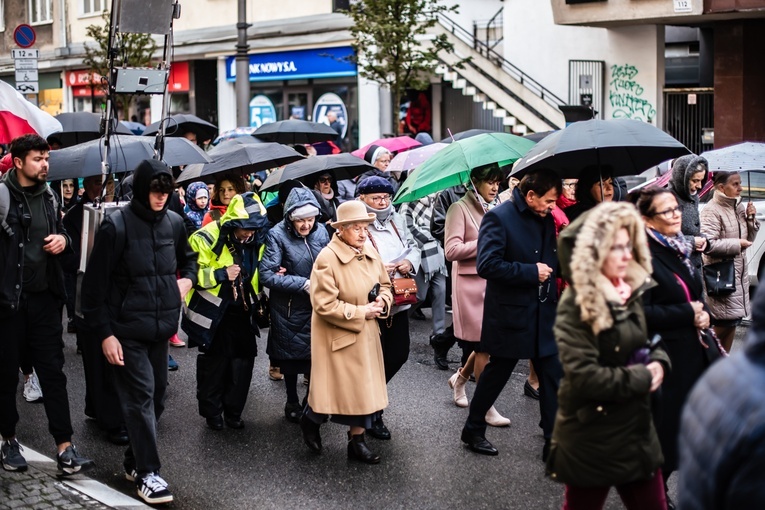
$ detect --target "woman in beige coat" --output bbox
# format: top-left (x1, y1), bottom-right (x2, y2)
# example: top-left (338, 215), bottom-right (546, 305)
top-left (443, 164), bottom-right (510, 426)
top-left (700, 171), bottom-right (759, 352)
top-left (300, 201), bottom-right (394, 464)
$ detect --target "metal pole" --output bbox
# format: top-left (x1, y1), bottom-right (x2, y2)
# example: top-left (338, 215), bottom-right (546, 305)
top-left (235, 0), bottom-right (251, 127)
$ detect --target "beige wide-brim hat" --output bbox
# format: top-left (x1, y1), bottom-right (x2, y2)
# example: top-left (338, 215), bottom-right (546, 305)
top-left (330, 200), bottom-right (376, 229)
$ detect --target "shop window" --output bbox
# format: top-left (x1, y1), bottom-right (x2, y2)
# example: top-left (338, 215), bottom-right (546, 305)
top-left (82, 0), bottom-right (105, 15)
top-left (333, 0), bottom-right (350, 12)
top-left (29, 0), bottom-right (52, 24)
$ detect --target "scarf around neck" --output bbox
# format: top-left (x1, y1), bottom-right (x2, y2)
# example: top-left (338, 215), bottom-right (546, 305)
top-left (647, 228), bottom-right (694, 274)
top-left (363, 201), bottom-right (393, 223)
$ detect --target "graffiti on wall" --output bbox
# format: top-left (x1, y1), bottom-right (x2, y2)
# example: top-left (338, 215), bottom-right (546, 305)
top-left (609, 63), bottom-right (657, 122)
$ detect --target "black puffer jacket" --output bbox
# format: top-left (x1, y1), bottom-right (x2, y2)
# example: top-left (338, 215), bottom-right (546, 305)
top-left (81, 160), bottom-right (198, 342)
top-left (261, 187), bottom-right (329, 361)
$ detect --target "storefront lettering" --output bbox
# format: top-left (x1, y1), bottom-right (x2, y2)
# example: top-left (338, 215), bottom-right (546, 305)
top-left (250, 60), bottom-right (298, 75)
top-left (608, 63), bottom-right (656, 122)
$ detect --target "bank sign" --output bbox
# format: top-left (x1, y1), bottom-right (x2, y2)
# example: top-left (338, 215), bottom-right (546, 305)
top-left (226, 46), bottom-right (356, 82)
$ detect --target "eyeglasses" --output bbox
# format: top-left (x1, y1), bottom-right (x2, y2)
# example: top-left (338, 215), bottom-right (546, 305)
top-left (562, 182), bottom-right (577, 189)
top-left (610, 243), bottom-right (633, 254)
top-left (367, 195), bottom-right (391, 204)
top-left (318, 177), bottom-right (332, 184)
top-left (650, 205), bottom-right (682, 220)
top-left (376, 159), bottom-right (391, 165)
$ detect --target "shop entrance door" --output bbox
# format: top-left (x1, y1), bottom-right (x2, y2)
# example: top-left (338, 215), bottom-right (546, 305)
top-left (286, 88), bottom-right (313, 120)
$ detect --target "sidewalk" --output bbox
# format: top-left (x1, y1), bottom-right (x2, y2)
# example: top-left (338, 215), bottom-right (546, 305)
top-left (0, 445), bottom-right (149, 510)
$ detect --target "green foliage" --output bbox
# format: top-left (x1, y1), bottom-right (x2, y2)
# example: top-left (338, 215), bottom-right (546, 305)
top-left (82, 11), bottom-right (158, 117)
top-left (344, 0), bottom-right (464, 133)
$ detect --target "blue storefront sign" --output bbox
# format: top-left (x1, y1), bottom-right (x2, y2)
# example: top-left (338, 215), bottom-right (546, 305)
top-left (226, 46), bottom-right (357, 82)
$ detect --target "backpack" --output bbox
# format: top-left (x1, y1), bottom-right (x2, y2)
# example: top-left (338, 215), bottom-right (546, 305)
top-left (0, 179), bottom-right (59, 237)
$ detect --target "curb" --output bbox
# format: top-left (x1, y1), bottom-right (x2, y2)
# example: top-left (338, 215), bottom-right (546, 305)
top-left (21, 443), bottom-right (152, 510)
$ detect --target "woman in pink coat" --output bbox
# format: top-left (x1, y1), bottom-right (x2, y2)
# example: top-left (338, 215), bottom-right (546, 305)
top-left (444, 165), bottom-right (510, 427)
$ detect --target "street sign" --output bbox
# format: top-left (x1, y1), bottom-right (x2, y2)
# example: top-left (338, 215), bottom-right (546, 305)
top-left (16, 82), bottom-right (39, 93)
top-left (11, 48), bottom-right (39, 59)
top-left (13, 25), bottom-right (36, 49)
top-left (14, 59), bottom-right (38, 70)
top-left (15, 69), bottom-right (38, 82)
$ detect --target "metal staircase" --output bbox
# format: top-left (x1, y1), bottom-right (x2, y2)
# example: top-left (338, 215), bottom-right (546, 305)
top-left (431, 12), bottom-right (566, 134)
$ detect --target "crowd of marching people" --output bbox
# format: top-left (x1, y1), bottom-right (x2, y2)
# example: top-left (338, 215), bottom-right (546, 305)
top-left (2, 131), bottom-right (764, 509)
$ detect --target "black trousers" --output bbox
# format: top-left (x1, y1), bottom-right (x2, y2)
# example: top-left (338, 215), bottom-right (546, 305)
top-left (465, 354), bottom-right (563, 439)
top-left (111, 337), bottom-right (167, 477)
top-left (0, 292), bottom-right (73, 445)
top-left (78, 317), bottom-right (124, 431)
top-left (377, 311), bottom-right (410, 383)
top-left (196, 305), bottom-right (256, 420)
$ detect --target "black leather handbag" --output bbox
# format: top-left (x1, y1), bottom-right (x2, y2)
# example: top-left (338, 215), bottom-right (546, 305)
top-left (703, 260), bottom-right (736, 296)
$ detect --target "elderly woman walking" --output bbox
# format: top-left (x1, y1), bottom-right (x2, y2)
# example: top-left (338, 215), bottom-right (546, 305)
top-left (356, 176), bottom-right (420, 440)
top-left (548, 202), bottom-right (671, 510)
top-left (299, 201), bottom-right (393, 464)
top-left (700, 171), bottom-right (759, 352)
top-left (261, 187), bottom-right (329, 423)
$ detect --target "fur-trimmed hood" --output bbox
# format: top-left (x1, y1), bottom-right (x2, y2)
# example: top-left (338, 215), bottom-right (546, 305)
top-left (566, 202), bottom-right (653, 335)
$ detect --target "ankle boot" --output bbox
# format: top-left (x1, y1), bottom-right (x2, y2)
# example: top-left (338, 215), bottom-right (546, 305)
top-left (300, 414), bottom-right (322, 453)
top-left (347, 432), bottom-right (380, 464)
top-left (448, 369), bottom-right (469, 408)
top-left (485, 406), bottom-right (511, 427)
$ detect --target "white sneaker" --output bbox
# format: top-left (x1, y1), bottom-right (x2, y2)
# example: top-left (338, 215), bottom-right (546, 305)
top-left (23, 371), bottom-right (43, 403)
top-left (137, 472), bottom-right (173, 504)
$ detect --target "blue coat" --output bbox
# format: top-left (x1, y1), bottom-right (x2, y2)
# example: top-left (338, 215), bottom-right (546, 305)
top-left (261, 188), bottom-right (330, 361)
top-left (477, 187), bottom-right (558, 359)
top-left (678, 286), bottom-right (765, 510)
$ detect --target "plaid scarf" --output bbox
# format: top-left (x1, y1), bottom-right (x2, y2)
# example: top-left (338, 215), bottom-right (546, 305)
top-left (400, 196), bottom-right (447, 280)
top-left (647, 228), bottom-right (695, 275)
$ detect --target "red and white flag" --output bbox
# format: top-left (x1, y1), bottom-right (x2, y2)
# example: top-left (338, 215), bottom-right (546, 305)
top-left (0, 80), bottom-right (62, 144)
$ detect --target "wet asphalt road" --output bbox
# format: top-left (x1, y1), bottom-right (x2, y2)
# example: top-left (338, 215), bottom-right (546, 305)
top-left (14, 311), bottom-right (746, 509)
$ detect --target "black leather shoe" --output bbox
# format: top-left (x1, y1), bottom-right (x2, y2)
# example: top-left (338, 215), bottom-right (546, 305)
top-left (300, 414), bottom-right (322, 453)
top-left (542, 439), bottom-right (551, 462)
top-left (284, 402), bottom-right (302, 424)
top-left (524, 380), bottom-right (540, 400)
top-left (366, 417), bottom-right (391, 440)
top-left (410, 308), bottom-right (427, 321)
top-left (430, 334), bottom-right (451, 370)
top-left (224, 415), bottom-right (244, 429)
top-left (461, 429), bottom-right (498, 456)
top-left (206, 415), bottom-right (224, 431)
top-left (347, 432), bottom-right (380, 464)
top-left (107, 426), bottom-right (130, 446)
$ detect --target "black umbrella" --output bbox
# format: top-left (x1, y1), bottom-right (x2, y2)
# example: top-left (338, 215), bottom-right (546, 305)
top-left (143, 114), bottom-right (218, 142)
top-left (51, 112), bottom-right (134, 147)
top-left (252, 119), bottom-right (339, 144)
top-left (47, 135), bottom-right (212, 180)
top-left (510, 119), bottom-right (690, 179)
top-left (176, 138), bottom-right (304, 184)
top-left (439, 128), bottom-right (499, 143)
top-left (260, 153), bottom-right (375, 192)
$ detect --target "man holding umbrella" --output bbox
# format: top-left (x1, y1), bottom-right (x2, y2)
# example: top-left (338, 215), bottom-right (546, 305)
top-left (460, 168), bottom-right (563, 459)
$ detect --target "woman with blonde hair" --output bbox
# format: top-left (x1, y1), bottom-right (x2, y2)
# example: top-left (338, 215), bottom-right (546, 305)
top-left (548, 202), bottom-right (671, 510)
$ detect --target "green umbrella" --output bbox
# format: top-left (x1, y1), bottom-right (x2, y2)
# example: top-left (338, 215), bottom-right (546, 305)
top-left (393, 132), bottom-right (535, 204)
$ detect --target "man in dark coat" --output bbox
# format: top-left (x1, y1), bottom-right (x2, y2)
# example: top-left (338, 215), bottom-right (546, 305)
top-left (81, 159), bottom-right (198, 505)
top-left (61, 175), bottom-right (129, 445)
top-left (0, 134), bottom-right (94, 476)
top-left (461, 168), bottom-right (563, 458)
top-left (678, 284), bottom-right (765, 510)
